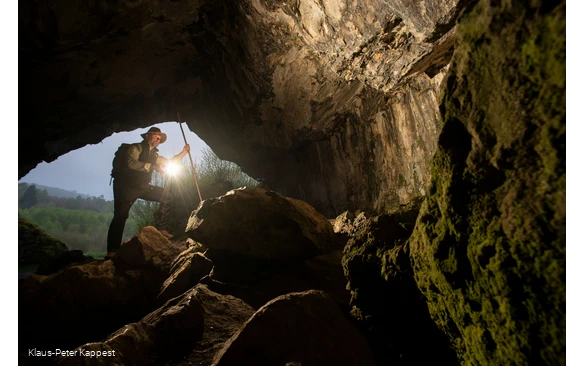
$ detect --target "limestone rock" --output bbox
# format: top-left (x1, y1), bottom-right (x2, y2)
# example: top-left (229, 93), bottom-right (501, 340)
top-left (212, 290), bottom-right (376, 366)
top-left (186, 187), bottom-right (337, 261)
top-left (157, 250), bottom-right (214, 305)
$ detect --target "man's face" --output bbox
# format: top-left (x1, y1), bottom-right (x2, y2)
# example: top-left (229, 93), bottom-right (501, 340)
top-left (146, 133), bottom-right (162, 148)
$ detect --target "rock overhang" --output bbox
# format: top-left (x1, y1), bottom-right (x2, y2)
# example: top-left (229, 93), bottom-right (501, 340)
top-left (19, 0), bottom-right (469, 216)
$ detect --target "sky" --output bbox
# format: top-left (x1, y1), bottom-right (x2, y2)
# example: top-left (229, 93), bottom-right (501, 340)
top-left (18, 122), bottom-right (210, 200)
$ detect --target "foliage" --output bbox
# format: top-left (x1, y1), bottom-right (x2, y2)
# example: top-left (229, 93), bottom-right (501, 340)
top-left (18, 182), bottom-right (114, 213)
top-left (131, 147), bottom-right (260, 229)
top-left (17, 148), bottom-right (258, 252)
top-left (177, 146), bottom-right (259, 204)
top-left (84, 252), bottom-right (107, 260)
top-left (130, 199), bottom-right (160, 233)
top-left (19, 207), bottom-right (138, 253)
top-left (196, 147), bottom-right (259, 189)
top-left (20, 184), bottom-right (38, 209)
top-left (18, 215), bottom-right (68, 265)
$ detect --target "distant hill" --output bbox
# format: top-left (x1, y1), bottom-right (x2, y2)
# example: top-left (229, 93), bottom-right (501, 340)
top-left (18, 182), bottom-right (94, 199)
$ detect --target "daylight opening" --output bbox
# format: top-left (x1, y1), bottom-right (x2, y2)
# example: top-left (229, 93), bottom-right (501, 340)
top-left (18, 122), bottom-right (258, 263)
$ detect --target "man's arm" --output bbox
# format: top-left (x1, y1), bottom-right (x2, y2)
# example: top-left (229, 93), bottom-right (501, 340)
top-left (155, 144), bottom-right (191, 166)
top-left (173, 144), bottom-right (191, 161)
top-left (126, 144), bottom-right (153, 172)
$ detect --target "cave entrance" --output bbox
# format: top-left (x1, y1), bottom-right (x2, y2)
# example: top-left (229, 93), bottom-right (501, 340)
top-left (18, 122), bottom-right (258, 256)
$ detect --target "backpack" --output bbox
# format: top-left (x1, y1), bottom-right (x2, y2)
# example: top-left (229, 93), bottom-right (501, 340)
top-left (111, 143), bottom-right (133, 179)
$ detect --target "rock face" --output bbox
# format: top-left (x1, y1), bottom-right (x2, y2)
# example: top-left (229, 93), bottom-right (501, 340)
top-left (408, 1), bottom-right (565, 365)
top-left (342, 197), bottom-right (457, 365)
top-left (19, 0), bottom-right (473, 216)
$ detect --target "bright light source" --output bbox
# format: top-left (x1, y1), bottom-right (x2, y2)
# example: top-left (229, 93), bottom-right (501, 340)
top-left (165, 161), bottom-right (181, 176)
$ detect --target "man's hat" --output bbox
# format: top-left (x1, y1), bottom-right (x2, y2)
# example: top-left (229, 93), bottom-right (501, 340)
top-left (141, 127), bottom-right (167, 144)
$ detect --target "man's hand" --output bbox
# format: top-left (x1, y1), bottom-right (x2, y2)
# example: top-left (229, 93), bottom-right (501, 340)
top-left (174, 144), bottom-right (191, 161)
top-left (153, 164), bottom-right (165, 173)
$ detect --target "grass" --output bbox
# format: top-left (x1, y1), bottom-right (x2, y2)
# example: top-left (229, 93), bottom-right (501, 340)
top-left (84, 251), bottom-right (107, 260)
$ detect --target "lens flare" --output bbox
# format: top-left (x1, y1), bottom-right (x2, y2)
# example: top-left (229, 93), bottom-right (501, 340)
top-left (165, 161), bottom-right (180, 176)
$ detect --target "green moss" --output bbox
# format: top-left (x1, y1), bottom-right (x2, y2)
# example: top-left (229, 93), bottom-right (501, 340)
top-left (19, 215), bottom-right (68, 265)
top-left (409, 1), bottom-right (565, 365)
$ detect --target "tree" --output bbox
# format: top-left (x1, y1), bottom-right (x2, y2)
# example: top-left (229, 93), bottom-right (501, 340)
top-left (196, 147), bottom-right (259, 189)
top-left (129, 199), bottom-right (160, 232)
top-left (19, 185), bottom-right (38, 209)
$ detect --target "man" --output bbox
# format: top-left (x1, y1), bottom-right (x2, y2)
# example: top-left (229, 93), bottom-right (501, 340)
top-left (106, 126), bottom-right (190, 260)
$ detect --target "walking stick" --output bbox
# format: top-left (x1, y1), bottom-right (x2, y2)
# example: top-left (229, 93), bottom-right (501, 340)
top-left (177, 112), bottom-right (203, 203)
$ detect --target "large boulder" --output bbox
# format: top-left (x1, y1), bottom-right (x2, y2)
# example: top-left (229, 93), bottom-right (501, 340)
top-left (213, 290), bottom-right (376, 366)
top-left (186, 187), bottom-right (337, 261)
top-left (56, 284), bottom-right (255, 366)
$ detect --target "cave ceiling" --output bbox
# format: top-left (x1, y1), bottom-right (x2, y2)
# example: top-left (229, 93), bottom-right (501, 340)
top-left (19, 0), bottom-right (472, 215)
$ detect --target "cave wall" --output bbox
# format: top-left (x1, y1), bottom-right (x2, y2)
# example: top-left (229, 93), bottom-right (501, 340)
top-left (408, 0), bottom-right (565, 364)
top-left (19, 0), bottom-right (471, 217)
top-left (266, 71), bottom-right (445, 216)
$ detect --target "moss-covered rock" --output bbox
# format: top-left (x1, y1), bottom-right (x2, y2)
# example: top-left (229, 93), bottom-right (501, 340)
top-left (342, 197), bottom-right (457, 365)
top-left (18, 215), bottom-right (68, 265)
top-left (408, 1), bottom-right (565, 365)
